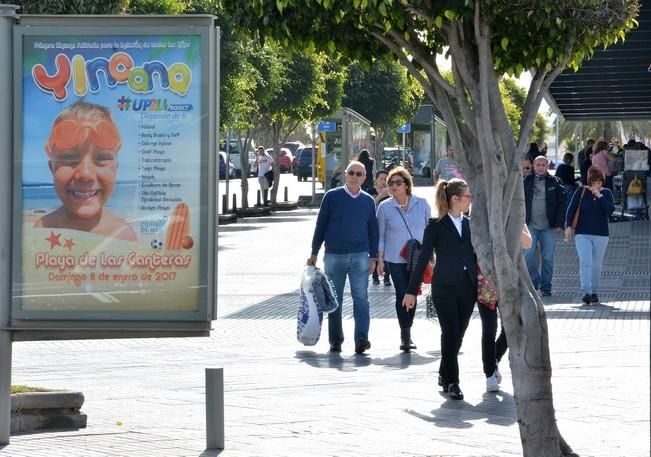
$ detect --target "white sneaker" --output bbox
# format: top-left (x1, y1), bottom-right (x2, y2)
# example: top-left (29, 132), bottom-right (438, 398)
top-left (486, 372), bottom-right (499, 392)
top-left (495, 366), bottom-right (502, 384)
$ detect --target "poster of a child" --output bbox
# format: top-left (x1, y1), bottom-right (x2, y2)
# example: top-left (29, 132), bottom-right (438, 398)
top-left (34, 101), bottom-right (138, 242)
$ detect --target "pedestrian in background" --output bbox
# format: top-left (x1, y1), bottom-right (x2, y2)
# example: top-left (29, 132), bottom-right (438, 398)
top-left (478, 225), bottom-right (532, 392)
top-left (402, 178), bottom-right (476, 400)
top-left (357, 149), bottom-right (376, 193)
top-left (521, 157), bottom-right (533, 178)
top-left (254, 146), bottom-right (273, 205)
top-left (591, 140), bottom-right (614, 190)
top-left (368, 170), bottom-right (391, 286)
top-left (434, 145), bottom-right (463, 183)
top-left (564, 166), bottom-right (615, 305)
top-left (555, 153), bottom-right (578, 188)
top-left (307, 160), bottom-right (379, 355)
top-left (523, 156), bottom-right (565, 297)
top-left (376, 166), bottom-right (431, 352)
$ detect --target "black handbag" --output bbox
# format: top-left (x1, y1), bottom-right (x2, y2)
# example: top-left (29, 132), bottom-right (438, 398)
top-left (396, 208), bottom-right (422, 272)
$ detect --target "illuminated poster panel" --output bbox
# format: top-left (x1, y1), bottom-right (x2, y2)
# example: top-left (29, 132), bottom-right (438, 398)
top-left (15, 33), bottom-right (206, 317)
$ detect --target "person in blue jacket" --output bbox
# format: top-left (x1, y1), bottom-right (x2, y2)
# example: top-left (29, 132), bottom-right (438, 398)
top-left (564, 166), bottom-right (615, 305)
top-left (307, 160), bottom-right (379, 355)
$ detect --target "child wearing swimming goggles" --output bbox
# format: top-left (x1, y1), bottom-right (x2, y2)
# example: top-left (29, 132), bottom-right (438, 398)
top-left (34, 101), bottom-right (138, 242)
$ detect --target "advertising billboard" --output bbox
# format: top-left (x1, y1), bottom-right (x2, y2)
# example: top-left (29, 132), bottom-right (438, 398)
top-left (11, 21), bottom-right (217, 324)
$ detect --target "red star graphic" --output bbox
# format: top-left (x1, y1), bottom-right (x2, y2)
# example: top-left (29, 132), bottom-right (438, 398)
top-left (63, 238), bottom-right (76, 251)
top-left (45, 231), bottom-right (62, 249)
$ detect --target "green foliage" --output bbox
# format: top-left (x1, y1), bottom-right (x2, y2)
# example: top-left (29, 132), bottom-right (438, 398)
top-left (500, 78), bottom-right (549, 143)
top-left (126, 0), bottom-right (186, 14)
top-left (343, 60), bottom-right (423, 132)
top-left (11, 385), bottom-right (51, 394)
top-left (17, 0), bottom-right (128, 14)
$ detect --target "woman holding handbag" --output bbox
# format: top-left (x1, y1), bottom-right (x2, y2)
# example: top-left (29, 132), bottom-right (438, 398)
top-left (564, 166), bottom-right (615, 305)
top-left (376, 166), bottom-right (431, 352)
top-left (403, 178), bottom-right (475, 400)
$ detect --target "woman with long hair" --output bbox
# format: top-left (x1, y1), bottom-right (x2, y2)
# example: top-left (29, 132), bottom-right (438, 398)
top-left (357, 149), bottom-right (375, 193)
top-left (376, 167), bottom-right (431, 351)
top-left (564, 166), bottom-right (615, 305)
top-left (403, 178), bottom-right (476, 400)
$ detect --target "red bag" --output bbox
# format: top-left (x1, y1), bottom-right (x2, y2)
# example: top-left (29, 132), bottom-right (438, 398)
top-left (476, 265), bottom-right (498, 309)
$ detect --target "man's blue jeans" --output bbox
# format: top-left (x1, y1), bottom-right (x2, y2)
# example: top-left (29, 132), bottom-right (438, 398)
top-left (324, 252), bottom-right (371, 345)
top-left (574, 234), bottom-right (609, 295)
top-left (524, 227), bottom-right (557, 293)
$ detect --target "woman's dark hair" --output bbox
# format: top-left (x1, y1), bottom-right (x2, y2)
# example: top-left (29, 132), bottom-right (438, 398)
top-left (527, 142), bottom-right (540, 155)
top-left (375, 170), bottom-right (387, 179)
top-left (386, 166), bottom-right (413, 196)
top-left (435, 178), bottom-right (467, 217)
top-left (357, 149), bottom-right (371, 164)
top-left (592, 140), bottom-right (609, 154)
top-left (586, 165), bottom-right (605, 185)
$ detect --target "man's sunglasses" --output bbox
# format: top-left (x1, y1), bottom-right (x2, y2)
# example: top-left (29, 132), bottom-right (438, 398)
top-left (347, 170), bottom-right (364, 177)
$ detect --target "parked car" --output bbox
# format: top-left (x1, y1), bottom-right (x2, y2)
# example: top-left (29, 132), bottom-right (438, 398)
top-left (267, 147), bottom-right (294, 173)
top-left (218, 151), bottom-right (235, 179)
top-left (283, 141), bottom-right (304, 157)
top-left (294, 146), bottom-right (314, 181)
top-left (229, 150), bottom-right (256, 178)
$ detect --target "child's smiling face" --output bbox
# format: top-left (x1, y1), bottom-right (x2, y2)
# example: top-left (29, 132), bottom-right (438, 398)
top-left (49, 139), bottom-right (119, 221)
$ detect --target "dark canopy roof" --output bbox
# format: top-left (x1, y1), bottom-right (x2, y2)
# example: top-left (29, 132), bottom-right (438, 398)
top-left (545, 1), bottom-right (651, 121)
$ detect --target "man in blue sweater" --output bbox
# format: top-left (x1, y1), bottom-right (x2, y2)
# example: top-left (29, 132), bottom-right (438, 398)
top-left (307, 160), bottom-right (379, 354)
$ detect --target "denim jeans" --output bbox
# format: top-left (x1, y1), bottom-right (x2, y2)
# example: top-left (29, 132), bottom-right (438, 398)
top-left (524, 227), bottom-right (557, 293)
top-left (386, 262), bottom-right (415, 329)
top-left (574, 234), bottom-right (609, 295)
top-left (478, 304), bottom-right (508, 377)
top-left (324, 252), bottom-right (371, 345)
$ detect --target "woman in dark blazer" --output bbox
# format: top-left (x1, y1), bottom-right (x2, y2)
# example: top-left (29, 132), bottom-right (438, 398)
top-left (403, 178), bottom-right (476, 400)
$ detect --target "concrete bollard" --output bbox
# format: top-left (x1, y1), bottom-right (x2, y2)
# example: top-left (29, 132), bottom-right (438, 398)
top-left (205, 368), bottom-right (224, 450)
top-left (256, 190), bottom-right (261, 207)
top-left (221, 194), bottom-right (228, 214)
top-left (284, 186), bottom-right (288, 202)
top-left (231, 194), bottom-right (237, 212)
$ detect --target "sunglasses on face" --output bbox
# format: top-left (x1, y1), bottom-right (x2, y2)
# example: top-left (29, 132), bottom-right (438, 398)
top-left (347, 170), bottom-right (364, 177)
top-left (523, 166), bottom-right (532, 171)
top-left (388, 179), bottom-right (405, 186)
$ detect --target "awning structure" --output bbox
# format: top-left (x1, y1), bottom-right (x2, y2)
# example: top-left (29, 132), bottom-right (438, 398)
top-left (545, 1), bottom-right (651, 121)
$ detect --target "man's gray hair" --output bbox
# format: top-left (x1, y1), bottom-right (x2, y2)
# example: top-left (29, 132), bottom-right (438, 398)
top-left (346, 160), bottom-right (365, 174)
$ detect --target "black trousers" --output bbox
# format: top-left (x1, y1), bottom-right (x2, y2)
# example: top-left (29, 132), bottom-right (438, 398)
top-left (433, 276), bottom-right (476, 385)
top-left (478, 303), bottom-right (508, 377)
top-left (387, 262), bottom-right (415, 329)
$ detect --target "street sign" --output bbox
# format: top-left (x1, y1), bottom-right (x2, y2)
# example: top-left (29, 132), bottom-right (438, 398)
top-left (397, 123), bottom-right (411, 134)
top-left (317, 121), bottom-right (336, 133)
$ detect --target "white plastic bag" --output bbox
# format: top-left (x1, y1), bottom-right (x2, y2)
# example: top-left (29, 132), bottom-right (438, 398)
top-left (297, 266), bottom-right (323, 346)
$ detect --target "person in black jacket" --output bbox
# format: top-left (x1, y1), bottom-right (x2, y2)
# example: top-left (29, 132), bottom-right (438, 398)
top-left (403, 178), bottom-right (476, 400)
top-left (555, 153), bottom-right (578, 188)
top-left (523, 156), bottom-right (566, 296)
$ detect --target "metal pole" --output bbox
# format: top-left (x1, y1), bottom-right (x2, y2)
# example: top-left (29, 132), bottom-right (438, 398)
top-left (205, 368), bottom-right (224, 450)
top-left (224, 128), bottom-right (230, 211)
top-left (311, 123), bottom-right (316, 204)
top-left (0, 3), bottom-right (18, 445)
top-left (402, 131), bottom-right (406, 164)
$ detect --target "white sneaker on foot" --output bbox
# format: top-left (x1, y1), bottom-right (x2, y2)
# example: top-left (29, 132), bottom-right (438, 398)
top-left (495, 366), bottom-right (502, 384)
top-left (486, 372), bottom-right (499, 392)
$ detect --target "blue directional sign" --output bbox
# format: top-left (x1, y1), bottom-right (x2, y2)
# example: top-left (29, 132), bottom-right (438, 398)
top-left (397, 123), bottom-right (411, 134)
top-left (317, 121), bottom-right (336, 133)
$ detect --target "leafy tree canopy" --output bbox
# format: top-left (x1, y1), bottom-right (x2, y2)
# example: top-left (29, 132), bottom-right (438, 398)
top-left (343, 59), bottom-right (423, 133)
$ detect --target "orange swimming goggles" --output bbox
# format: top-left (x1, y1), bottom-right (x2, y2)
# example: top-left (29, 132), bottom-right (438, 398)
top-left (45, 119), bottom-right (121, 156)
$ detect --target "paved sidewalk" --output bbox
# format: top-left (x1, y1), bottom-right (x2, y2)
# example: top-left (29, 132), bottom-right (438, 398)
top-left (5, 193), bottom-right (650, 457)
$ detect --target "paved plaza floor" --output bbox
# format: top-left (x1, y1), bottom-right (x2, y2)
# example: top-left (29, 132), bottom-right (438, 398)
top-left (4, 188), bottom-right (650, 457)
